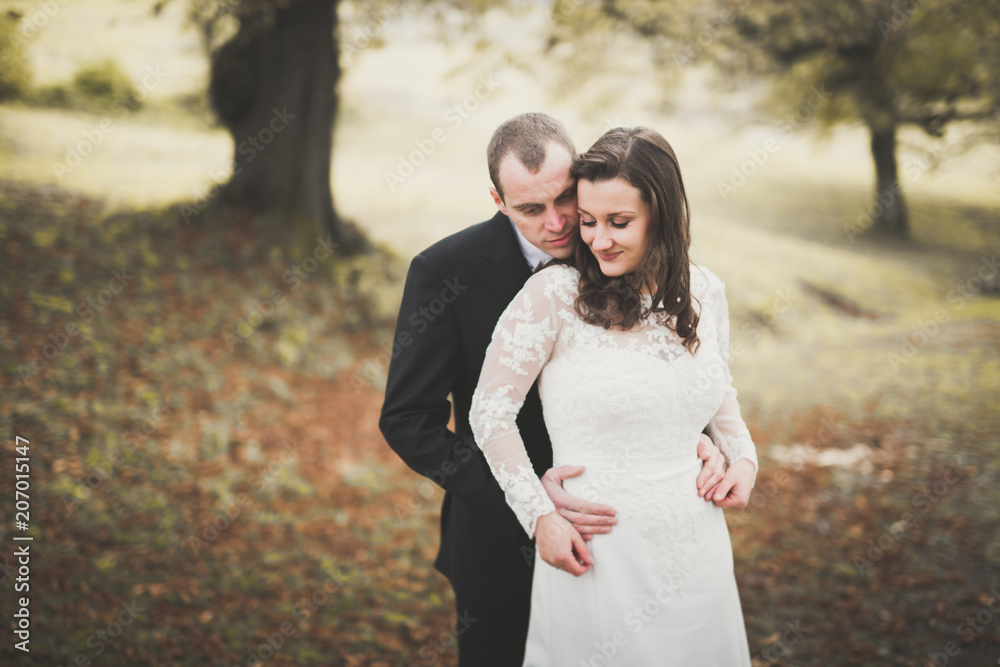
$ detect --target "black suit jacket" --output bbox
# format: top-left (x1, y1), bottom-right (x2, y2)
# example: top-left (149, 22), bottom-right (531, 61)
top-left (379, 212), bottom-right (553, 595)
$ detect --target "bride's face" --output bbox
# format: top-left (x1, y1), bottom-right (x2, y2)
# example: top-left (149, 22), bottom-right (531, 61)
top-left (577, 177), bottom-right (655, 280)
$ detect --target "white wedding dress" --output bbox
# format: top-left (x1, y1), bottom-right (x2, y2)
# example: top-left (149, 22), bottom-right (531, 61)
top-left (470, 264), bottom-right (757, 666)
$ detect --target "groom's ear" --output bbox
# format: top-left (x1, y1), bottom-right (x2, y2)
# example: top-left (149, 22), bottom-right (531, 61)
top-left (489, 187), bottom-right (507, 215)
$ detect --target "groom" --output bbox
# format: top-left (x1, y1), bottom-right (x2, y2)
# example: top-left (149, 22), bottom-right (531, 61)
top-left (379, 113), bottom-right (726, 666)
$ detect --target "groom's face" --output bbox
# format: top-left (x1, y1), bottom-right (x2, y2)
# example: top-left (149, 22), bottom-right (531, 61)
top-left (490, 143), bottom-right (578, 259)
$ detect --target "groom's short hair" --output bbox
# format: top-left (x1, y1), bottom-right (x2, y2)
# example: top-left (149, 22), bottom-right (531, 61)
top-left (487, 113), bottom-right (576, 201)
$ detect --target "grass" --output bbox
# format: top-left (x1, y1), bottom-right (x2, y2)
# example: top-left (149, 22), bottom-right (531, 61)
top-left (1, 174), bottom-right (997, 665)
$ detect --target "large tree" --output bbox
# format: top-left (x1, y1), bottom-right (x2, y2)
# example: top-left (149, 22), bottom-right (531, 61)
top-left (164, 0), bottom-right (495, 254)
top-left (209, 0), bottom-right (356, 247)
top-left (163, 0), bottom-right (365, 252)
top-left (550, 0), bottom-right (1000, 239)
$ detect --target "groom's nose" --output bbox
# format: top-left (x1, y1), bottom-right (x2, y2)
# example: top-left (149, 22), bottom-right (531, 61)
top-left (543, 206), bottom-right (564, 232)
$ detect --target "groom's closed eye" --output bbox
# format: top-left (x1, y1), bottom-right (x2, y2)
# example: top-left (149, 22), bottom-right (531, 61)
top-left (555, 188), bottom-right (576, 205)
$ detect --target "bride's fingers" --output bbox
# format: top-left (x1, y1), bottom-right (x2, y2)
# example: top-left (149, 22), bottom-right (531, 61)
top-left (571, 523), bottom-right (611, 535)
top-left (712, 474), bottom-right (737, 503)
top-left (702, 481), bottom-right (722, 501)
top-left (697, 470), bottom-right (723, 496)
top-left (558, 508), bottom-right (617, 527)
top-left (715, 491), bottom-right (747, 509)
top-left (554, 497), bottom-right (617, 517)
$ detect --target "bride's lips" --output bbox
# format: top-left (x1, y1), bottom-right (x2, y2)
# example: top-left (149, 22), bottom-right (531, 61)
top-left (549, 231), bottom-right (573, 247)
top-left (596, 250), bottom-right (622, 261)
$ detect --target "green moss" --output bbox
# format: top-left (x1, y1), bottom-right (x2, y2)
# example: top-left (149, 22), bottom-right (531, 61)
top-left (28, 290), bottom-right (73, 313)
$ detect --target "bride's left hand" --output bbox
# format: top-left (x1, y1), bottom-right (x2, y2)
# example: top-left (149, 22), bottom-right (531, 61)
top-left (709, 459), bottom-right (756, 508)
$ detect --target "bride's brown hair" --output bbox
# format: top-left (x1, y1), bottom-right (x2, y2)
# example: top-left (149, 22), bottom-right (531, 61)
top-left (570, 127), bottom-right (700, 352)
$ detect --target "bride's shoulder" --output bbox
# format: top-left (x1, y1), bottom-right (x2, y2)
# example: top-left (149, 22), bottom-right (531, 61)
top-left (689, 263), bottom-right (726, 298)
top-left (525, 262), bottom-right (579, 303)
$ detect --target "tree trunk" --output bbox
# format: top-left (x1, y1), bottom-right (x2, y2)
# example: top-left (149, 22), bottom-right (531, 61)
top-left (868, 124), bottom-right (908, 238)
top-left (209, 0), bottom-right (367, 253)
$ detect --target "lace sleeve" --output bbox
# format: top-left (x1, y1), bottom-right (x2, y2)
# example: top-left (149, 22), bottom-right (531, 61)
top-left (469, 269), bottom-right (564, 538)
top-left (704, 274), bottom-right (759, 484)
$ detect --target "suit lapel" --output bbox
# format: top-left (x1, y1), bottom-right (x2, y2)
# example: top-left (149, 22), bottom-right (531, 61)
top-left (479, 212), bottom-right (532, 309)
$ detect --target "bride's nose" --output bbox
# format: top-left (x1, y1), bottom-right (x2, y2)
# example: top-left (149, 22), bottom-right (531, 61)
top-left (592, 228), bottom-right (614, 251)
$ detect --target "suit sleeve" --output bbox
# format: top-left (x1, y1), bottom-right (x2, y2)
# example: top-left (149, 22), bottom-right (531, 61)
top-left (379, 253), bottom-right (525, 543)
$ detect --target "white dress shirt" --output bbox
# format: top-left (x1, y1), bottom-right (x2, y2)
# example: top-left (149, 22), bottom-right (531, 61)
top-left (509, 217), bottom-right (553, 272)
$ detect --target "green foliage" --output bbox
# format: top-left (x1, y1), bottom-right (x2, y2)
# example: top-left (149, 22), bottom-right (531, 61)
top-left (0, 11), bottom-right (32, 102)
top-left (721, 0), bottom-right (1000, 134)
top-left (71, 58), bottom-right (140, 109)
top-left (31, 58), bottom-right (140, 113)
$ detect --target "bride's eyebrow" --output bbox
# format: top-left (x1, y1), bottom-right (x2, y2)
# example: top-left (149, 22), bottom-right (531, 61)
top-left (579, 209), bottom-right (635, 217)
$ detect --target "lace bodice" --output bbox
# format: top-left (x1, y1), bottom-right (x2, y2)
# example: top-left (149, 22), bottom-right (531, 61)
top-left (469, 264), bottom-right (758, 539)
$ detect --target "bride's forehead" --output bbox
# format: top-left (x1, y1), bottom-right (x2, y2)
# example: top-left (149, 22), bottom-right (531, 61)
top-left (577, 179), bottom-right (643, 210)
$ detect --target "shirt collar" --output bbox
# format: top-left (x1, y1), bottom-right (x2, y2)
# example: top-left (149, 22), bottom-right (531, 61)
top-left (508, 217), bottom-right (553, 271)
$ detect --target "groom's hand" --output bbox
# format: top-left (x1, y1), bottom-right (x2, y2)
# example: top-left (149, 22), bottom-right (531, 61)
top-left (541, 466), bottom-right (617, 542)
top-left (696, 433), bottom-right (726, 501)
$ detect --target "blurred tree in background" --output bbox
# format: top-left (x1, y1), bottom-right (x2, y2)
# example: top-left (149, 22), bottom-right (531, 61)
top-left (0, 9), bottom-right (32, 102)
top-left (722, 0), bottom-right (1000, 238)
top-left (159, 0), bottom-right (366, 252)
top-left (549, 0), bottom-right (1000, 239)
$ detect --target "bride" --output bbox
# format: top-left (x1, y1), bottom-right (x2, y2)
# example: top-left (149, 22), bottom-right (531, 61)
top-left (469, 127), bottom-right (758, 665)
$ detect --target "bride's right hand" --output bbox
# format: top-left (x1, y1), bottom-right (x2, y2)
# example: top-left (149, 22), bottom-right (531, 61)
top-left (534, 512), bottom-right (593, 576)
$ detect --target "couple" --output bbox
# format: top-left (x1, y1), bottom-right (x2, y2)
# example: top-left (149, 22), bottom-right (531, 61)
top-left (379, 113), bottom-right (757, 666)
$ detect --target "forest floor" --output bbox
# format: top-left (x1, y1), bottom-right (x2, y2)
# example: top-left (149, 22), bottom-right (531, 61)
top-left (0, 177), bottom-right (999, 667)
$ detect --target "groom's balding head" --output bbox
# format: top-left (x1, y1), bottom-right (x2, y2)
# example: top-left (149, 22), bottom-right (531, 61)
top-left (487, 113), bottom-right (579, 259)
top-left (487, 113), bottom-right (576, 201)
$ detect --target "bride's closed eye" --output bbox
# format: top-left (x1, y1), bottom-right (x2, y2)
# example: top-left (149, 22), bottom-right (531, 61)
top-left (579, 218), bottom-right (630, 229)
